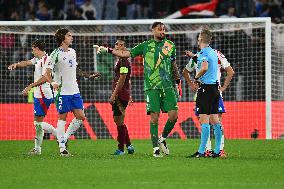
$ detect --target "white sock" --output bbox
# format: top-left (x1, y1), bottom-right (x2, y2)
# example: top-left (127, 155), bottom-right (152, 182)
top-left (34, 121), bottom-right (43, 152)
top-left (41, 122), bottom-right (56, 136)
top-left (64, 118), bottom-right (82, 141)
top-left (56, 120), bottom-right (66, 151)
top-left (159, 136), bottom-right (166, 142)
top-left (205, 137), bottom-right (212, 151)
top-left (220, 135), bottom-right (225, 150)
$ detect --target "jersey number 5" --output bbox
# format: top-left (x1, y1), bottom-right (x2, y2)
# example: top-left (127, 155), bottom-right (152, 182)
top-left (68, 60), bottom-right (73, 67)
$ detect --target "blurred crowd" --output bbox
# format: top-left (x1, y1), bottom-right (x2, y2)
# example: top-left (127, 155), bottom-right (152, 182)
top-left (0, 0), bottom-right (283, 23)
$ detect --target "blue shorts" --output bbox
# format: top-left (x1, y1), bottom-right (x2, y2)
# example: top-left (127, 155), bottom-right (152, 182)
top-left (56, 93), bottom-right (84, 114)
top-left (34, 97), bottom-right (53, 117)
top-left (195, 95), bottom-right (226, 116)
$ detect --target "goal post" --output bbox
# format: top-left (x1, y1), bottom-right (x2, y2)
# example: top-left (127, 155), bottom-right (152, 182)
top-left (0, 17), bottom-right (280, 140)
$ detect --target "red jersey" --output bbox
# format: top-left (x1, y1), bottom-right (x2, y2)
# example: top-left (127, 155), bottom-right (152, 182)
top-left (112, 58), bottom-right (131, 101)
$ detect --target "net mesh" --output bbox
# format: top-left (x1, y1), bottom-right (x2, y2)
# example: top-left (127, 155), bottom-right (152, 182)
top-left (0, 20), bottom-right (281, 140)
top-left (271, 23), bottom-right (284, 139)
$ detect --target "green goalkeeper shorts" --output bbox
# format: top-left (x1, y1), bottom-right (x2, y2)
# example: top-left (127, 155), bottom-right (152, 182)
top-left (145, 88), bottom-right (178, 115)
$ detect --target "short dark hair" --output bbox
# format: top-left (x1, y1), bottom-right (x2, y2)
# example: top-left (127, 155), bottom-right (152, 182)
top-left (151, 22), bottom-right (165, 29)
top-left (116, 38), bottom-right (125, 43)
top-left (200, 28), bottom-right (212, 44)
top-left (55, 28), bottom-right (69, 46)
top-left (31, 39), bottom-right (45, 51)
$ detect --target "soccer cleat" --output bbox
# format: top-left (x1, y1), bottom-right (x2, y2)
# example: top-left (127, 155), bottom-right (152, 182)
top-left (219, 150), bottom-right (227, 158)
top-left (127, 145), bottom-right (135, 154)
top-left (57, 139), bottom-right (68, 149)
top-left (212, 150), bottom-right (227, 158)
top-left (158, 137), bottom-right (169, 155)
top-left (205, 150), bottom-right (213, 157)
top-left (28, 148), bottom-right (41, 155)
top-left (65, 139), bottom-right (69, 150)
top-left (153, 147), bottom-right (163, 158)
top-left (60, 149), bottom-right (72, 157)
top-left (187, 151), bottom-right (205, 158)
top-left (113, 149), bottom-right (125, 155)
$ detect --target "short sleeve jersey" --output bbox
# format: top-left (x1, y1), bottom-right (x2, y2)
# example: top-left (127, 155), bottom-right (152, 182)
top-left (129, 39), bottom-right (176, 91)
top-left (215, 50), bottom-right (230, 83)
top-left (47, 47), bottom-right (80, 95)
top-left (112, 58), bottom-right (131, 101)
top-left (30, 54), bottom-right (53, 99)
top-left (196, 46), bottom-right (218, 84)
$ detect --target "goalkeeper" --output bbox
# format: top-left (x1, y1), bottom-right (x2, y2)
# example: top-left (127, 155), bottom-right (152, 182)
top-left (95, 22), bottom-right (181, 157)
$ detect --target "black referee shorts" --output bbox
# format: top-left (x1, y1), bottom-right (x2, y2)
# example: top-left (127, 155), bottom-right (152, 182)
top-left (196, 84), bottom-right (220, 115)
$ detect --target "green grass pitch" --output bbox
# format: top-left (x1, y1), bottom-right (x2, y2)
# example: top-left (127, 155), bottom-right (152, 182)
top-left (0, 139), bottom-right (283, 189)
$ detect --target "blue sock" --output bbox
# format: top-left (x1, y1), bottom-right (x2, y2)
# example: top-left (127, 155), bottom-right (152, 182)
top-left (213, 123), bottom-right (223, 154)
top-left (198, 123), bottom-right (210, 154)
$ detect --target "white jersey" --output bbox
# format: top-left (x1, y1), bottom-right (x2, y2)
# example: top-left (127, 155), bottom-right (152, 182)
top-left (185, 49), bottom-right (231, 83)
top-left (47, 47), bottom-right (80, 95)
top-left (30, 54), bottom-right (53, 99)
top-left (215, 50), bottom-right (230, 83)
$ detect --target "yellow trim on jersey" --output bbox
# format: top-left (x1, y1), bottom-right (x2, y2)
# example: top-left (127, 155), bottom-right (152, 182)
top-left (120, 67), bottom-right (128, 74)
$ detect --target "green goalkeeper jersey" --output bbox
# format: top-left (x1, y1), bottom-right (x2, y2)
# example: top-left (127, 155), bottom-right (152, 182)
top-left (130, 39), bottom-right (176, 91)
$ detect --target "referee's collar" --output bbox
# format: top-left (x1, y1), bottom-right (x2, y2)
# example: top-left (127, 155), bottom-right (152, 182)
top-left (200, 46), bottom-right (211, 53)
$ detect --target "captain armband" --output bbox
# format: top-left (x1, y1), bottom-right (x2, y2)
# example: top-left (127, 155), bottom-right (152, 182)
top-left (119, 67), bottom-right (129, 74)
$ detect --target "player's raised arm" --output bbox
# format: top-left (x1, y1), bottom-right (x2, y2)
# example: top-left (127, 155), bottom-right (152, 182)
top-left (94, 45), bottom-right (131, 58)
top-left (94, 40), bottom-right (146, 59)
top-left (8, 60), bottom-right (33, 70)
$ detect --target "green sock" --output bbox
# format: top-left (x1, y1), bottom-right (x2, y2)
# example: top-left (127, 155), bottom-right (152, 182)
top-left (162, 119), bottom-right (177, 138)
top-left (150, 122), bottom-right (158, 148)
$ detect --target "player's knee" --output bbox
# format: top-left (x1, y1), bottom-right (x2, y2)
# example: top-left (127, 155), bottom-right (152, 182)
top-left (150, 113), bottom-right (159, 124)
top-left (80, 116), bottom-right (86, 121)
top-left (150, 117), bottom-right (159, 124)
top-left (114, 119), bottom-right (124, 126)
top-left (76, 115), bottom-right (85, 121)
top-left (168, 113), bottom-right (178, 122)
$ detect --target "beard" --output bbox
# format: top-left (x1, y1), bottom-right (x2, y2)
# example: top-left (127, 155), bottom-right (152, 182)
top-left (156, 34), bottom-right (165, 40)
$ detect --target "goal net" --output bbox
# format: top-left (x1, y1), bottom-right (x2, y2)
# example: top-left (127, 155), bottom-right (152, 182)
top-left (0, 18), bottom-right (281, 140)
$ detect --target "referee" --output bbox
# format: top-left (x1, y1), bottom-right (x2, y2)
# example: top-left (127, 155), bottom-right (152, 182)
top-left (189, 28), bottom-right (223, 158)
